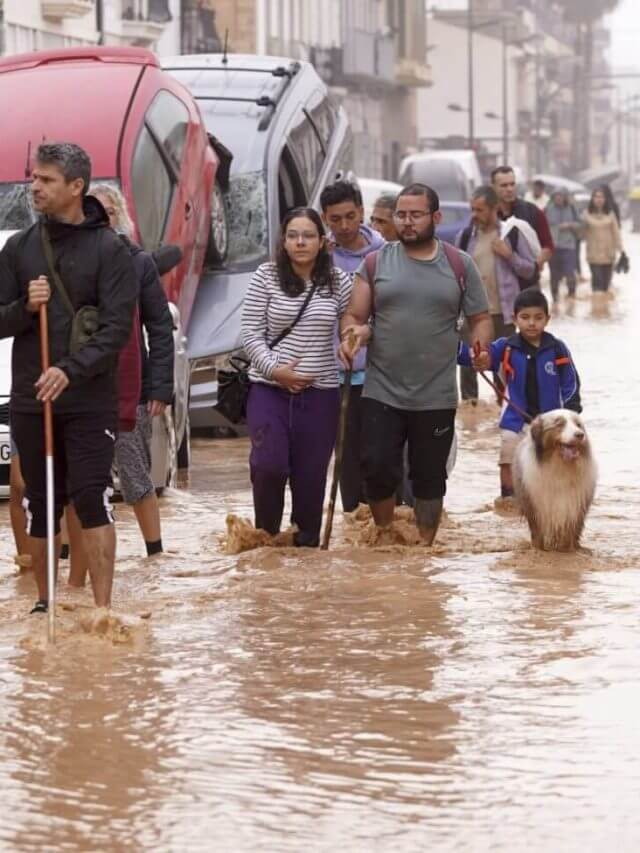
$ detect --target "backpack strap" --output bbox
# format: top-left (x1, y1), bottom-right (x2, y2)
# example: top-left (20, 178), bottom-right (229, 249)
top-left (458, 225), bottom-right (472, 253)
top-left (501, 345), bottom-right (515, 381)
top-left (442, 241), bottom-right (466, 294)
top-left (441, 241), bottom-right (467, 330)
top-left (361, 249), bottom-right (380, 314)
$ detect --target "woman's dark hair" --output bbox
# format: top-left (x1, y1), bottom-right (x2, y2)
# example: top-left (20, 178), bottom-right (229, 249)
top-left (276, 207), bottom-right (337, 297)
top-left (514, 287), bottom-right (549, 317)
top-left (588, 187), bottom-right (611, 215)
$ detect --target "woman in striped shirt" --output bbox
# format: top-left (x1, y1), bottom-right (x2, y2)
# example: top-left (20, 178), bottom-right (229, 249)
top-left (241, 207), bottom-right (352, 546)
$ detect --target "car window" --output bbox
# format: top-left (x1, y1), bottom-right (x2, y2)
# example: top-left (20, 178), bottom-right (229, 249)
top-left (146, 90), bottom-right (190, 172)
top-left (131, 126), bottom-right (173, 249)
top-left (223, 171), bottom-right (269, 271)
top-left (288, 109), bottom-right (326, 196)
top-left (0, 183), bottom-right (34, 229)
top-left (278, 145), bottom-right (307, 220)
top-left (305, 90), bottom-right (335, 149)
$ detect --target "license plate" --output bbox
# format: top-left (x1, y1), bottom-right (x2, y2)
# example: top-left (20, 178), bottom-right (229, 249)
top-left (0, 440), bottom-right (10, 464)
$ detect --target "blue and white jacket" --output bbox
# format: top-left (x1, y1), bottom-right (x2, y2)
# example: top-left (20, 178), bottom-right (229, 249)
top-left (458, 331), bottom-right (581, 433)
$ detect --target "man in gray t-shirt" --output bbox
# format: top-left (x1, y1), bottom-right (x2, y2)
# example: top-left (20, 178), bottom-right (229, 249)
top-left (339, 183), bottom-right (492, 544)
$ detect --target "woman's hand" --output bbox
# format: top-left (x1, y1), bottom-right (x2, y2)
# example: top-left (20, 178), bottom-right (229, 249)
top-left (338, 324), bottom-right (371, 369)
top-left (271, 359), bottom-right (314, 394)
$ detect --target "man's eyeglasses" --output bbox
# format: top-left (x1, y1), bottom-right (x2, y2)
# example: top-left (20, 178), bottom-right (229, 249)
top-left (392, 210), bottom-right (431, 222)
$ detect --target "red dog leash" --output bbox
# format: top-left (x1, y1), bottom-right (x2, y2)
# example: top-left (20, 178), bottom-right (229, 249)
top-left (472, 342), bottom-right (533, 424)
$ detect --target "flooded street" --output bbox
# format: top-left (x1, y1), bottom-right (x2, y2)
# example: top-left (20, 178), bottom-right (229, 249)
top-left (1, 237), bottom-right (640, 852)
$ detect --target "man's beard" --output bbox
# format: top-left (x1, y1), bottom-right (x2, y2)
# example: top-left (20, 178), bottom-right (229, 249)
top-left (398, 222), bottom-right (436, 247)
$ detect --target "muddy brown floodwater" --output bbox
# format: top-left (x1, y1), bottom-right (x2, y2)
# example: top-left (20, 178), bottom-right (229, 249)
top-left (1, 237), bottom-right (640, 852)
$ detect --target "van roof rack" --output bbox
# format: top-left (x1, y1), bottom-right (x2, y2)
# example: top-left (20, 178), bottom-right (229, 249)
top-left (182, 61), bottom-right (301, 131)
top-left (165, 60), bottom-right (301, 78)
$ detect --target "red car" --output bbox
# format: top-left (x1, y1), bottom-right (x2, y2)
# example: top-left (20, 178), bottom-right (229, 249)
top-left (0, 45), bottom-right (224, 329)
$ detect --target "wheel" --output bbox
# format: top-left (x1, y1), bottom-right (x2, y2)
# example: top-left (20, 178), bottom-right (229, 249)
top-left (177, 410), bottom-right (190, 470)
top-left (206, 180), bottom-right (229, 266)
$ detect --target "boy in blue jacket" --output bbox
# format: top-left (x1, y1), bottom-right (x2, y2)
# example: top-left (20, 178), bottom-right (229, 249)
top-left (459, 287), bottom-right (581, 499)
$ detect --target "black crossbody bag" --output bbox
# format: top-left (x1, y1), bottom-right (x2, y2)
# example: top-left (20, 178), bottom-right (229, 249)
top-left (40, 224), bottom-right (100, 353)
top-left (216, 282), bottom-right (318, 424)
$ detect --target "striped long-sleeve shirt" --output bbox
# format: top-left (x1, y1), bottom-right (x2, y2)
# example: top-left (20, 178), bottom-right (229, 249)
top-left (241, 262), bottom-right (352, 389)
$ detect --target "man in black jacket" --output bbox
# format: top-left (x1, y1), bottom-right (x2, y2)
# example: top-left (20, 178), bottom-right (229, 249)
top-left (0, 142), bottom-right (137, 614)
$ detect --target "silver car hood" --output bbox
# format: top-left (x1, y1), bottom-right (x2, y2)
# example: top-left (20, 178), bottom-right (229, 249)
top-left (186, 269), bottom-right (254, 360)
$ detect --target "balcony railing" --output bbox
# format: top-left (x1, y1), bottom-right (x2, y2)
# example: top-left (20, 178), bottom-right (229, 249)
top-left (41, 0), bottom-right (94, 20)
top-left (122, 0), bottom-right (171, 44)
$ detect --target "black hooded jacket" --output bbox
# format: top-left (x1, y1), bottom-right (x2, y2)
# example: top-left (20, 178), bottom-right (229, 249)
top-left (0, 196), bottom-right (137, 415)
top-left (121, 236), bottom-right (174, 404)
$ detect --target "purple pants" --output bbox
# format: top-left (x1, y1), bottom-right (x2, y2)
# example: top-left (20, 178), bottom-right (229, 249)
top-left (246, 383), bottom-right (339, 546)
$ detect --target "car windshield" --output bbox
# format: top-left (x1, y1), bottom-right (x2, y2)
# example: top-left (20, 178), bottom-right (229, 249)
top-left (224, 170), bottom-right (269, 271)
top-left (0, 183), bottom-right (35, 230)
top-left (440, 206), bottom-right (468, 226)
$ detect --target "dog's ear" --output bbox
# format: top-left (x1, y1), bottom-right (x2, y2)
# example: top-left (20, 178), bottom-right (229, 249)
top-left (531, 416), bottom-right (545, 461)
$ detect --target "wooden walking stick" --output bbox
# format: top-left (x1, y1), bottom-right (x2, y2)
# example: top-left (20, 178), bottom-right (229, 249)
top-left (321, 330), bottom-right (357, 550)
top-left (39, 303), bottom-right (56, 643)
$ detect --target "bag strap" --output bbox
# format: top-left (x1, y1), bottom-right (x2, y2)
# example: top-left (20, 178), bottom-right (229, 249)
top-left (268, 280), bottom-right (318, 349)
top-left (40, 223), bottom-right (75, 318)
top-left (361, 249), bottom-right (380, 314)
top-left (458, 225), bottom-right (472, 253)
top-left (441, 241), bottom-right (467, 326)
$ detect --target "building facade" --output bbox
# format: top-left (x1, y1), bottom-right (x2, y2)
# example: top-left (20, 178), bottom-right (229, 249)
top-left (179, 0), bottom-right (432, 180)
top-left (0, 0), bottom-right (180, 56)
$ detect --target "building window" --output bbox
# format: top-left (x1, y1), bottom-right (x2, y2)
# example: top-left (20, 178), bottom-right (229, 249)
top-left (181, 0), bottom-right (223, 54)
top-left (131, 126), bottom-right (173, 249)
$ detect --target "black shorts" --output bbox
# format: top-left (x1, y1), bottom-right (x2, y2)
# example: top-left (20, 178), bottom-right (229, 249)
top-left (360, 398), bottom-right (455, 502)
top-left (11, 410), bottom-right (117, 538)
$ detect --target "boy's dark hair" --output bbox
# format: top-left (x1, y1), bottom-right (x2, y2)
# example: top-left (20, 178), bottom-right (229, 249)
top-left (514, 287), bottom-right (549, 316)
top-left (397, 182), bottom-right (440, 213)
top-left (35, 142), bottom-right (92, 195)
top-left (319, 181), bottom-right (362, 212)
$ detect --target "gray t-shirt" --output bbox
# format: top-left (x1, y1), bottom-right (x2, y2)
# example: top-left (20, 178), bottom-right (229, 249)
top-left (357, 241), bottom-right (488, 411)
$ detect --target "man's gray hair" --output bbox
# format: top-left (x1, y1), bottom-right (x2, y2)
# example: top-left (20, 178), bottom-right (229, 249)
top-left (472, 185), bottom-right (499, 207)
top-left (373, 192), bottom-right (398, 211)
top-left (35, 142), bottom-right (92, 195)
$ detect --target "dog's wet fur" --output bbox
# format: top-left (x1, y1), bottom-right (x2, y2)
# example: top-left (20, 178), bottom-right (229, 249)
top-left (513, 410), bottom-right (597, 552)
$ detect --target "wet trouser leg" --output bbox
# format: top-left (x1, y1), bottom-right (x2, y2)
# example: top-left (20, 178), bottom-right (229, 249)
top-left (246, 383), bottom-right (290, 535)
top-left (590, 263), bottom-right (613, 292)
top-left (339, 383), bottom-right (365, 512)
top-left (549, 252), bottom-right (563, 301)
top-left (289, 387), bottom-right (339, 546)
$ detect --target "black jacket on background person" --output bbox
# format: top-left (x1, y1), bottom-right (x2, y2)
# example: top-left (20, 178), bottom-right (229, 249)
top-left (122, 236), bottom-right (174, 405)
top-left (0, 195), bottom-right (137, 416)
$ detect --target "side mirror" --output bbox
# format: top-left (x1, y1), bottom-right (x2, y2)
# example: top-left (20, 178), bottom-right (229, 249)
top-left (152, 244), bottom-right (183, 276)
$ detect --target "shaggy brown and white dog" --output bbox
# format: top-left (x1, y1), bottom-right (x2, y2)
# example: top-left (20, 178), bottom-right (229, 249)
top-left (513, 410), bottom-right (597, 552)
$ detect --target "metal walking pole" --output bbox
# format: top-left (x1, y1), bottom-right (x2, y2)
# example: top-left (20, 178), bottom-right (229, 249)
top-left (321, 367), bottom-right (352, 551)
top-left (39, 303), bottom-right (56, 643)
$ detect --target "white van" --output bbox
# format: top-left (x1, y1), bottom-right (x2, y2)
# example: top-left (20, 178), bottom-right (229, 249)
top-left (399, 149), bottom-right (483, 200)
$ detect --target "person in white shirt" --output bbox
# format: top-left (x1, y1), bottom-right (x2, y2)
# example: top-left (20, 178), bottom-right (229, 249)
top-left (524, 179), bottom-right (550, 211)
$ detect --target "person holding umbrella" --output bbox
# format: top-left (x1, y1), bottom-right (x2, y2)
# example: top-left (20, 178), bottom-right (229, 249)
top-left (0, 142), bottom-right (137, 616)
